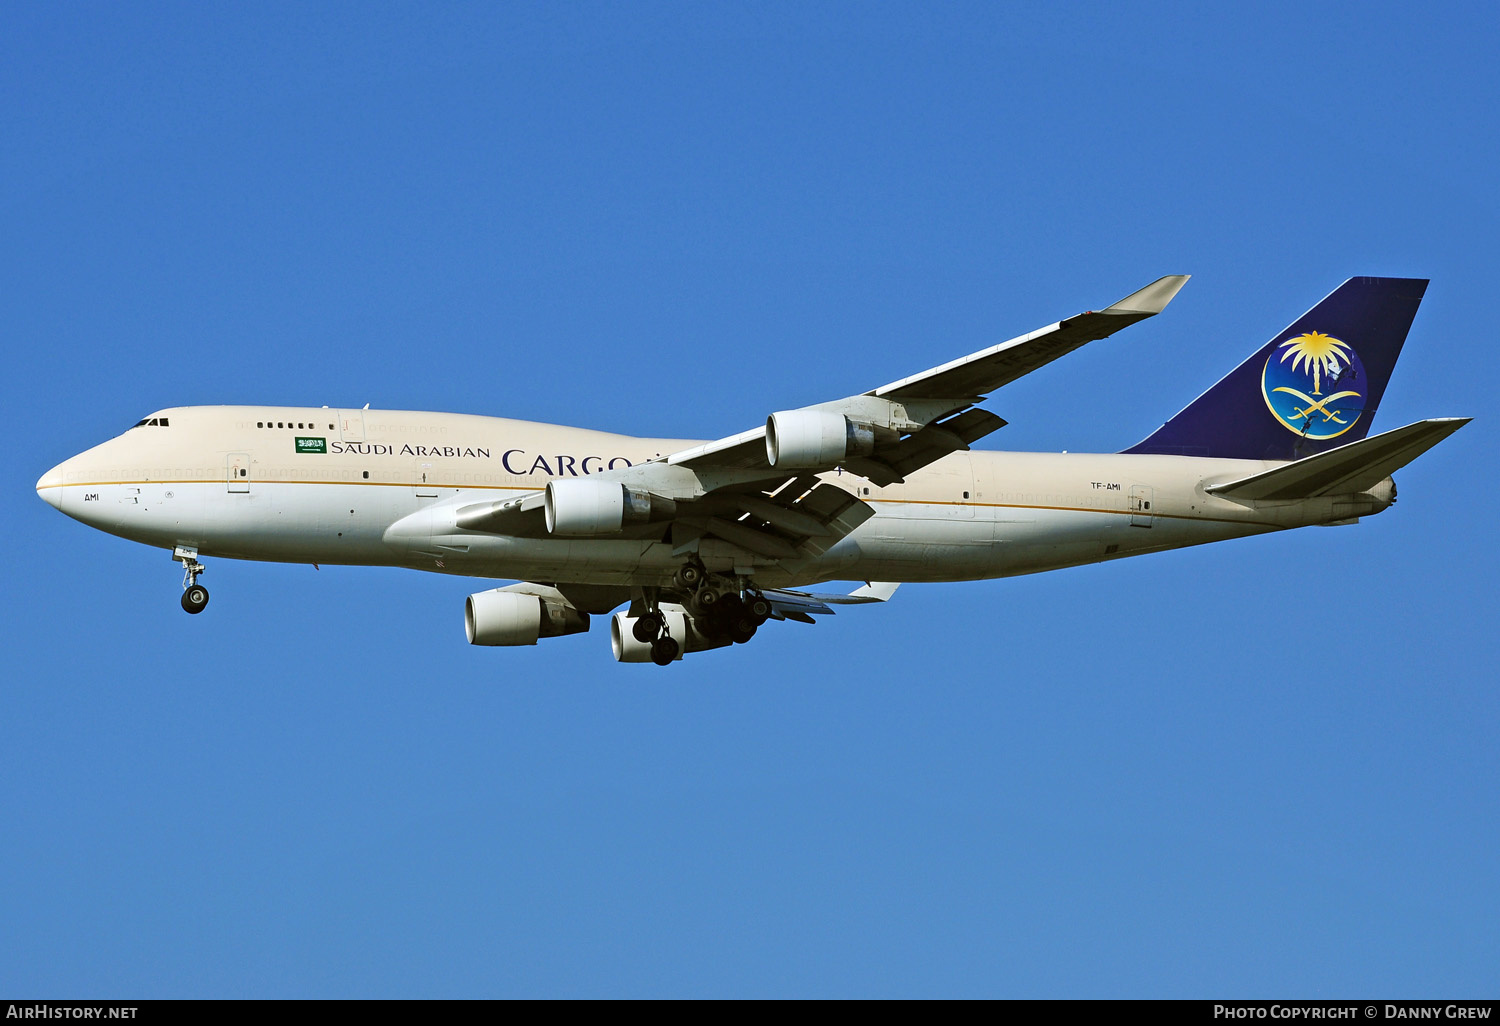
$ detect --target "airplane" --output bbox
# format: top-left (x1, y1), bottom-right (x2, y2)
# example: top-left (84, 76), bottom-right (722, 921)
top-left (36, 275), bottom-right (1467, 666)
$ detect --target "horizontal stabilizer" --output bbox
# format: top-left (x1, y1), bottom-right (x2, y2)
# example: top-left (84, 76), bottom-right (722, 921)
top-left (1206, 418), bottom-right (1469, 501)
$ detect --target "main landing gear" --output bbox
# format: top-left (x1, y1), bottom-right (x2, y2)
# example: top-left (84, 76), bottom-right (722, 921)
top-left (631, 610), bottom-right (680, 666)
top-left (685, 584), bottom-right (770, 645)
top-left (668, 560), bottom-right (775, 657)
top-left (175, 546), bottom-right (209, 615)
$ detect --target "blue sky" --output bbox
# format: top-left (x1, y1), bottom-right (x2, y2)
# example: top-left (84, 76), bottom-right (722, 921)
top-left (4, 1), bottom-right (1497, 997)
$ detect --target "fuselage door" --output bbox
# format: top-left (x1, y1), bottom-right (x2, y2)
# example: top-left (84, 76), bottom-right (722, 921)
top-left (414, 460), bottom-right (439, 498)
top-left (1129, 485), bottom-right (1153, 527)
top-left (227, 452), bottom-right (251, 493)
top-left (338, 410), bottom-right (366, 443)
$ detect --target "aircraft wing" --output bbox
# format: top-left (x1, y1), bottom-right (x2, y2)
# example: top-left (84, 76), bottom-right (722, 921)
top-left (456, 276), bottom-right (1187, 567)
top-left (870, 274), bottom-right (1190, 404)
top-left (666, 274), bottom-right (1188, 481)
top-left (759, 581), bottom-right (901, 623)
top-left (453, 474), bottom-right (876, 565)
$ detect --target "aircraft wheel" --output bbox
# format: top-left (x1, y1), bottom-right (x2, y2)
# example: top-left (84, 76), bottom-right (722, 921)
top-left (713, 593), bottom-right (743, 625)
top-left (728, 619), bottom-right (758, 644)
top-left (746, 596), bottom-right (772, 623)
top-left (181, 585), bottom-right (210, 614)
top-left (650, 636), bottom-right (680, 666)
top-left (687, 587), bottom-right (718, 619)
top-left (632, 613), bottom-right (662, 643)
top-left (674, 564), bottom-right (703, 590)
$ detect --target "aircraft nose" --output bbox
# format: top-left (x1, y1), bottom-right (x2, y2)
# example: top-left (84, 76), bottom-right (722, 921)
top-left (37, 464), bottom-right (64, 509)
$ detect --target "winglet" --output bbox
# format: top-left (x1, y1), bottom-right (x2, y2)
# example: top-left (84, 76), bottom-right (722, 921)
top-left (1105, 274), bottom-right (1190, 315)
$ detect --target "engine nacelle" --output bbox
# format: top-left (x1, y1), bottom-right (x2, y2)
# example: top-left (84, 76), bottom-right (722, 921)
top-left (544, 478), bottom-right (676, 536)
top-left (765, 410), bottom-right (879, 469)
top-left (610, 605), bottom-right (733, 662)
top-left (465, 589), bottom-right (590, 646)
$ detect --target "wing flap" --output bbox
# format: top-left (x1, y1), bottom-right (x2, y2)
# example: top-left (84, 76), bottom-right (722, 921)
top-left (667, 480), bottom-right (873, 563)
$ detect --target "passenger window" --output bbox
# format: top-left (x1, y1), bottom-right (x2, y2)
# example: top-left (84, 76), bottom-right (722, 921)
top-left (257, 422), bottom-right (264, 428)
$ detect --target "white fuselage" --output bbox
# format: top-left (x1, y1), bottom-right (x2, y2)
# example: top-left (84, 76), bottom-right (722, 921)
top-left (36, 405), bottom-right (1387, 589)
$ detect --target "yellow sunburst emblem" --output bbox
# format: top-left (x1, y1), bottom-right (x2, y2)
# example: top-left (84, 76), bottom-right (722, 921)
top-left (1261, 331), bottom-right (1366, 440)
top-left (1277, 331), bottom-right (1352, 395)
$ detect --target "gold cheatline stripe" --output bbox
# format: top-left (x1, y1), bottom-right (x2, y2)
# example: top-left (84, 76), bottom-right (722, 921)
top-left (39, 479), bottom-right (536, 491)
top-left (42, 480), bottom-right (1277, 528)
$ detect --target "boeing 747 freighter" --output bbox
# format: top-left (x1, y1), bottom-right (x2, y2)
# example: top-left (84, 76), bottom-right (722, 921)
top-left (36, 275), bottom-right (1466, 665)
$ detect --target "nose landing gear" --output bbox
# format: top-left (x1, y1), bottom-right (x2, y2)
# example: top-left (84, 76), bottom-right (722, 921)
top-left (175, 546), bottom-right (209, 615)
top-left (181, 582), bottom-right (209, 614)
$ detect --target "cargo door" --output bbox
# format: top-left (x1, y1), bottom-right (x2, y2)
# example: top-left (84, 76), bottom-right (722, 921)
top-left (1129, 485), bottom-right (1153, 527)
top-left (414, 460), bottom-right (439, 498)
top-left (227, 452), bottom-right (251, 493)
top-left (338, 410), bottom-right (366, 443)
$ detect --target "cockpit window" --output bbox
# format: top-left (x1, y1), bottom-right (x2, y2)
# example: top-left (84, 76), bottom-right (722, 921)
top-left (129, 417), bottom-right (170, 429)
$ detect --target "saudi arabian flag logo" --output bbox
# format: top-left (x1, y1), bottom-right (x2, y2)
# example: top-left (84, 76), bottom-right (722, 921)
top-left (1261, 331), bottom-right (1366, 440)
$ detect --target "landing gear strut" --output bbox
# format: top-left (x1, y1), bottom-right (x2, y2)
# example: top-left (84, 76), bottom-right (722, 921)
top-left (175, 546), bottom-right (209, 615)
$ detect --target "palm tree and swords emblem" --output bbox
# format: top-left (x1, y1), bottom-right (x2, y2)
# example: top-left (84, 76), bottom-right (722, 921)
top-left (1261, 331), bottom-right (1366, 439)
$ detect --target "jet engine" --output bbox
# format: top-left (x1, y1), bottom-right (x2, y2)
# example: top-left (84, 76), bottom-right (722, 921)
top-left (544, 479), bottom-right (677, 536)
top-left (765, 410), bottom-right (886, 469)
top-left (465, 588), bottom-right (590, 646)
top-left (610, 605), bottom-right (732, 662)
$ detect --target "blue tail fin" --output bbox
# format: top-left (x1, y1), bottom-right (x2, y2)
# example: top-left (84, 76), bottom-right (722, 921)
top-left (1122, 277), bottom-right (1428, 461)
